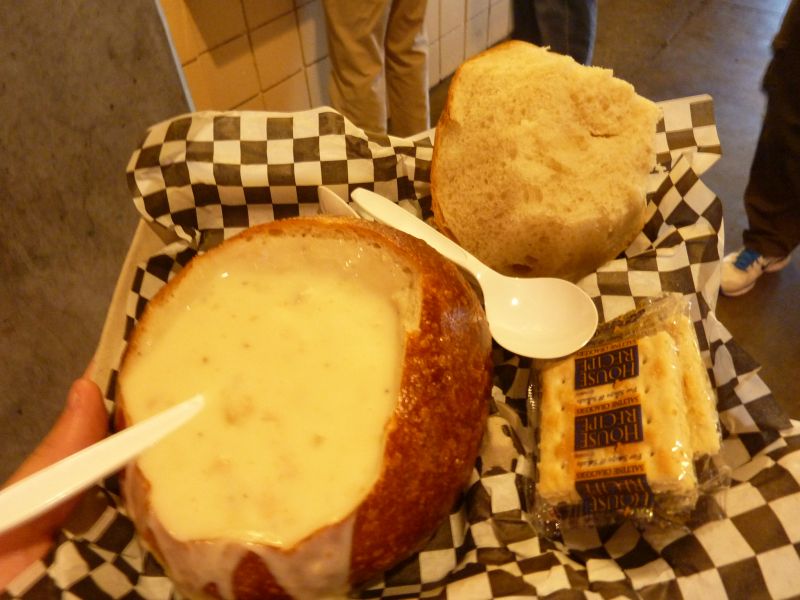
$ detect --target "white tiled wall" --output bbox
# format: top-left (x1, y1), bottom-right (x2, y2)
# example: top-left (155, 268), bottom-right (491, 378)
top-left (159, 0), bottom-right (514, 112)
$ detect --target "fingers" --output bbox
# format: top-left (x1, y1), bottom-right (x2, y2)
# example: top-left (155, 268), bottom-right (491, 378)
top-left (0, 377), bottom-right (108, 590)
top-left (4, 378), bottom-right (108, 487)
top-left (83, 359), bottom-right (97, 380)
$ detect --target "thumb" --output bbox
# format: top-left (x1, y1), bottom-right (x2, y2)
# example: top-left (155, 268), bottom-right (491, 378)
top-left (0, 377), bottom-right (108, 590)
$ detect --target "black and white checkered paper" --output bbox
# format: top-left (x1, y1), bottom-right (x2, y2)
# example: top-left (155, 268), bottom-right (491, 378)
top-left (6, 98), bottom-right (800, 600)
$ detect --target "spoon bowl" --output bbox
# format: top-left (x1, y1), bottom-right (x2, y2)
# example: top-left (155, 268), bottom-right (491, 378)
top-left (350, 188), bottom-right (598, 359)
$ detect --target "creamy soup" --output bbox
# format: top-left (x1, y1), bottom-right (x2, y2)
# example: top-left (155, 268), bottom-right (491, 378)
top-left (120, 233), bottom-right (419, 549)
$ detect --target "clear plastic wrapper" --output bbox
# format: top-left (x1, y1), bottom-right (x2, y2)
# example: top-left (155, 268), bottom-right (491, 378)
top-left (529, 294), bottom-right (730, 536)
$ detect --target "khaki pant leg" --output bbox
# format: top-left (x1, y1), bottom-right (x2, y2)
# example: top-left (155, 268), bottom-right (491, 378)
top-left (322, 0), bottom-right (391, 135)
top-left (385, 0), bottom-right (430, 137)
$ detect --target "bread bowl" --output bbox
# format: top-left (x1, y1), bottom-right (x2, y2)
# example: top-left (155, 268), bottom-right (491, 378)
top-left (115, 216), bottom-right (493, 599)
top-left (431, 41), bottom-right (661, 281)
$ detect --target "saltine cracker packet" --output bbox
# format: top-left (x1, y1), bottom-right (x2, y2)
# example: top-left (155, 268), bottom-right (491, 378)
top-left (529, 294), bottom-right (729, 535)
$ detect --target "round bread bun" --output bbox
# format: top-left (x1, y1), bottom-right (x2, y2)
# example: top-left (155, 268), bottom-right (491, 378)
top-left (115, 215), bottom-right (493, 599)
top-left (431, 41), bottom-right (662, 281)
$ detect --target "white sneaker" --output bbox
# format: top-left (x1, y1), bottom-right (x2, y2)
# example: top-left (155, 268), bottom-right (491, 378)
top-left (720, 248), bottom-right (790, 297)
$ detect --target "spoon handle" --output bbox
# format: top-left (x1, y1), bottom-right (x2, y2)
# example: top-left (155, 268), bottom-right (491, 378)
top-left (0, 394), bottom-right (205, 535)
top-left (351, 189), bottom-right (479, 273)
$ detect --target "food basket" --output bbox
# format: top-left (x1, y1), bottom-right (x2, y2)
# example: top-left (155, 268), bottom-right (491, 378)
top-left (5, 96), bottom-right (800, 600)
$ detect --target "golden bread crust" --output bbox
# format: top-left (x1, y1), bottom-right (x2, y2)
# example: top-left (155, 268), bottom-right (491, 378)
top-left (117, 216), bottom-right (493, 599)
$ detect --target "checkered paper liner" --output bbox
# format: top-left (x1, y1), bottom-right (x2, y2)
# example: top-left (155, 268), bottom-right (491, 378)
top-left (6, 98), bottom-right (800, 599)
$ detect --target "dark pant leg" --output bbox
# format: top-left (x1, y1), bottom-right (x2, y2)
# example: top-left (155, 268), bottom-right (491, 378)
top-left (512, 0), bottom-right (597, 65)
top-left (512, 0), bottom-right (541, 45)
top-left (742, 0), bottom-right (800, 257)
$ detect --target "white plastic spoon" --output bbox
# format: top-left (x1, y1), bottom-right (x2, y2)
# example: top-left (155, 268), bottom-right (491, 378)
top-left (318, 185), bottom-right (367, 219)
top-left (319, 186), bottom-right (358, 217)
top-left (350, 188), bottom-right (598, 359)
top-left (0, 394), bottom-right (204, 535)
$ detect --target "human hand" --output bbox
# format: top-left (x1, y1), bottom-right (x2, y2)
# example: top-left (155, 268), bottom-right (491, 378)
top-left (0, 374), bottom-right (108, 590)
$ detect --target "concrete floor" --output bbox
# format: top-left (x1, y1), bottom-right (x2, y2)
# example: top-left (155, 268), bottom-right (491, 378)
top-left (0, 0), bottom-right (797, 483)
top-left (591, 0), bottom-right (799, 420)
top-left (0, 1), bottom-right (189, 481)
